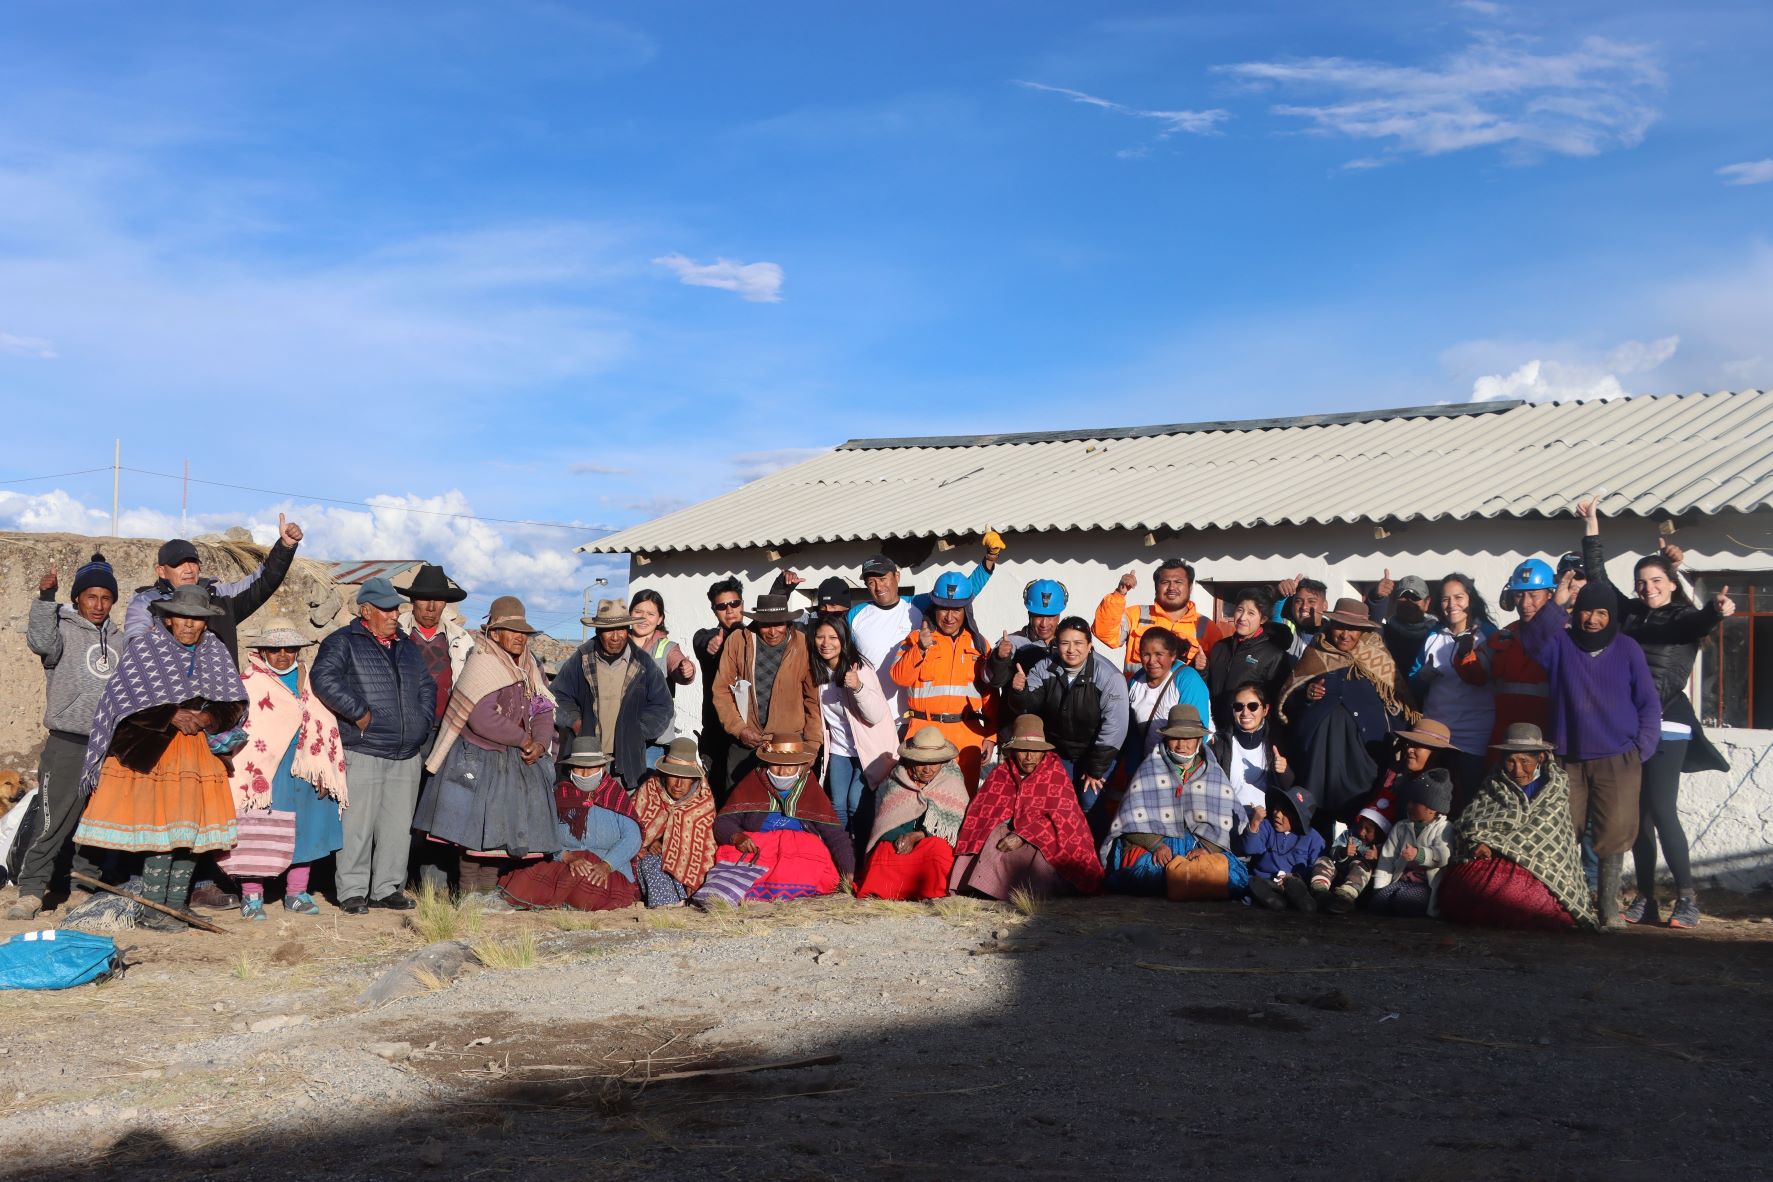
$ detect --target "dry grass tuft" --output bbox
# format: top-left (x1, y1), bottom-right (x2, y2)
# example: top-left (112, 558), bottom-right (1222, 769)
top-left (1008, 888), bottom-right (1044, 918)
top-left (930, 895), bottom-right (991, 924)
top-left (407, 882), bottom-right (485, 943)
top-left (230, 951), bottom-right (263, 981)
top-left (641, 907), bottom-right (696, 929)
top-left (471, 929), bottom-right (539, 970)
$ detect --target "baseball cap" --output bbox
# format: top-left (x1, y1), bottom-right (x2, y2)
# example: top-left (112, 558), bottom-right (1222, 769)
top-left (356, 576), bottom-right (405, 610)
top-left (814, 576), bottom-right (850, 608)
top-left (1555, 552), bottom-right (1588, 580)
top-left (1395, 575), bottom-right (1429, 601)
top-left (860, 554), bottom-right (898, 578)
top-left (156, 539), bottom-right (201, 568)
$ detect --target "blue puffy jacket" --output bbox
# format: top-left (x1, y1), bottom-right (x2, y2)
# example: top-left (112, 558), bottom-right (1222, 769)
top-left (311, 620), bottom-right (438, 761)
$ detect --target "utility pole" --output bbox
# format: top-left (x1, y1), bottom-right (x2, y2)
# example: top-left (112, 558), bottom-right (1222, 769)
top-left (110, 439), bottom-right (120, 537)
top-left (181, 459), bottom-right (189, 534)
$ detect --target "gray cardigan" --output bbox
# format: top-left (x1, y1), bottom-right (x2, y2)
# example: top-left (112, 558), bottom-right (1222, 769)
top-left (27, 597), bottom-right (122, 736)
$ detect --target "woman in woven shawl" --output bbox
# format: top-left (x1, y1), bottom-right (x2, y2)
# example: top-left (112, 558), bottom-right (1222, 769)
top-left (413, 596), bottom-right (560, 898)
top-left (499, 738), bottom-right (643, 911)
top-left (1101, 705), bottom-right (1251, 900)
top-left (631, 738), bottom-right (718, 907)
top-left (74, 586), bottom-right (248, 931)
top-left (1438, 724), bottom-right (1597, 932)
top-left (224, 619), bottom-right (347, 920)
top-left (1278, 597), bottom-right (1420, 838)
top-left (856, 727), bottom-right (970, 900)
top-left (950, 715), bottom-right (1102, 899)
top-left (714, 736), bottom-right (854, 900)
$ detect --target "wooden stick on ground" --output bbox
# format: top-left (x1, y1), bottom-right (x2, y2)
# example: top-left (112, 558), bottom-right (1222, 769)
top-left (70, 871), bottom-right (227, 934)
top-left (647, 1053), bottom-right (841, 1083)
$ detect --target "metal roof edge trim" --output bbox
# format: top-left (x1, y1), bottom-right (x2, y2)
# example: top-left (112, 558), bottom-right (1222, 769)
top-left (834, 399), bottom-right (1529, 451)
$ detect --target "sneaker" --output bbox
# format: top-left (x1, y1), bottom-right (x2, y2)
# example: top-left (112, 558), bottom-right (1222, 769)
top-left (339, 896), bottom-right (370, 916)
top-left (189, 882), bottom-right (240, 911)
top-left (370, 892), bottom-right (416, 911)
top-left (1668, 896), bottom-right (1702, 929)
top-left (1249, 879), bottom-right (1287, 912)
top-left (138, 908), bottom-right (190, 933)
top-left (240, 896), bottom-right (267, 922)
top-left (282, 892), bottom-right (321, 916)
top-left (1328, 886), bottom-right (1359, 915)
top-left (6, 895), bottom-right (43, 922)
top-left (1623, 895), bottom-right (1659, 925)
top-left (1309, 876), bottom-right (1332, 897)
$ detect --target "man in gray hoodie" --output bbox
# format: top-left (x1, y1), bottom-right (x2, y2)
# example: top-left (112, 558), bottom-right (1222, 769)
top-left (8, 555), bottom-right (122, 920)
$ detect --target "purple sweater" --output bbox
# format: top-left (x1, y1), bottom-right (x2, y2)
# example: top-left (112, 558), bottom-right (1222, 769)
top-left (1520, 602), bottom-right (1660, 762)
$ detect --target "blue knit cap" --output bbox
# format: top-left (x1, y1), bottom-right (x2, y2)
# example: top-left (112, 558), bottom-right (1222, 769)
top-left (71, 553), bottom-right (118, 600)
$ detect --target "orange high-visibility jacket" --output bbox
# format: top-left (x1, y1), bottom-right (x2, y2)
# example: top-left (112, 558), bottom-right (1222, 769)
top-left (1486, 624), bottom-right (1550, 745)
top-left (889, 627), bottom-right (995, 736)
top-left (1091, 592), bottom-right (1210, 673)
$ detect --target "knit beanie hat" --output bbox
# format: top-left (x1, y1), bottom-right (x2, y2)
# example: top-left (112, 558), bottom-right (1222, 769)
top-left (71, 553), bottom-right (118, 600)
top-left (1409, 768), bottom-right (1454, 815)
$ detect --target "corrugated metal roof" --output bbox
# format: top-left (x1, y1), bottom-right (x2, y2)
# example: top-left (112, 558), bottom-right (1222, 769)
top-left (327, 560), bottom-right (422, 585)
top-left (581, 391), bottom-right (1773, 556)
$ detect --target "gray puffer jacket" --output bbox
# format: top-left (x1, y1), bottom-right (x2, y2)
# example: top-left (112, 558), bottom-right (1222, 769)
top-left (27, 597), bottom-right (122, 736)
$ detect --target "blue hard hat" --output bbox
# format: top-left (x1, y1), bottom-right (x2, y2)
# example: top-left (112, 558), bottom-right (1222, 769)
top-left (928, 571), bottom-right (974, 609)
top-left (1023, 578), bottom-right (1067, 616)
top-left (1506, 559), bottom-right (1555, 592)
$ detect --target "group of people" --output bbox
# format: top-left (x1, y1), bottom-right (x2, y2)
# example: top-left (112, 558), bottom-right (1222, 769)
top-left (5, 495), bottom-right (1732, 934)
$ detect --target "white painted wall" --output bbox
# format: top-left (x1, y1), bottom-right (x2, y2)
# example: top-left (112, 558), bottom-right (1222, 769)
top-left (623, 509), bottom-right (1773, 890)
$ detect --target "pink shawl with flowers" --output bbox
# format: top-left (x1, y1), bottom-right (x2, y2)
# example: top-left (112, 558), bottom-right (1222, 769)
top-left (228, 655), bottom-right (350, 813)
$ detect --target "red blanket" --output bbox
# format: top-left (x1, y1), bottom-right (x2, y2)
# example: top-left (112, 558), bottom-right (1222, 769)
top-left (858, 836), bottom-right (955, 900)
top-left (1438, 857), bottom-right (1575, 932)
top-left (957, 753), bottom-right (1102, 893)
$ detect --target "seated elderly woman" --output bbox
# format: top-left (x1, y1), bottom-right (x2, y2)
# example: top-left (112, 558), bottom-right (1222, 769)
top-left (714, 736), bottom-right (855, 900)
top-left (950, 716), bottom-right (1103, 899)
top-left (631, 738), bottom-right (719, 908)
top-left (1437, 724), bottom-right (1597, 932)
top-left (499, 738), bottom-right (643, 912)
top-left (1278, 597), bottom-right (1420, 836)
top-left (415, 596), bottom-right (561, 898)
top-left (74, 585), bottom-right (249, 931)
top-left (1100, 704), bottom-right (1250, 901)
top-left (856, 727), bottom-right (971, 900)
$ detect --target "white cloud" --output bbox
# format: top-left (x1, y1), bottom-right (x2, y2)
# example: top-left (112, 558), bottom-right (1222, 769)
top-left (652, 253), bottom-right (784, 303)
top-left (1016, 81), bottom-right (1230, 140)
top-left (1465, 334), bottom-right (1678, 402)
top-left (1218, 33), bottom-right (1663, 162)
top-left (0, 486), bottom-right (622, 628)
top-left (1456, 0), bottom-right (1506, 15)
top-left (0, 330), bottom-right (57, 359)
top-left (567, 461), bottom-right (631, 476)
top-left (1717, 159), bottom-right (1773, 186)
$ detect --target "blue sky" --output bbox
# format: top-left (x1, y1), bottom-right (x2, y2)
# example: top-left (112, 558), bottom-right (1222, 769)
top-left (2, 1), bottom-right (1770, 632)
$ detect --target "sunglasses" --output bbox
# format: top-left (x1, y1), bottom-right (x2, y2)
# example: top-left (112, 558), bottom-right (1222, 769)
top-left (713, 600), bottom-right (742, 611)
top-left (263, 646), bottom-right (302, 655)
top-left (1396, 591), bottom-right (1423, 603)
top-left (1231, 701), bottom-right (1264, 713)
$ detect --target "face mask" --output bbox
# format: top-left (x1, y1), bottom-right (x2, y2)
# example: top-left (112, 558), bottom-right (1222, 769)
top-left (767, 770), bottom-right (799, 792)
top-left (570, 771), bottom-right (604, 791)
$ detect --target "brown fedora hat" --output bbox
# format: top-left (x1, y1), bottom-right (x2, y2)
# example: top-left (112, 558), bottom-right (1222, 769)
top-left (1394, 718), bottom-right (1455, 749)
top-left (654, 737), bottom-right (706, 780)
top-left (744, 593), bottom-right (797, 625)
top-left (1491, 722), bottom-right (1555, 754)
top-left (1157, 703), bottom-right (1208, 739)
top-left (1001, 715), bottom-right (1055, 752)
top-left (756, 735), bottom-right (818, 765)
top-left (485, 595), bottom-right (539, 635)
top-left (588, 598), bottom-right (633, 630)
top-left (1324, 597), bottom-right (1380, 630)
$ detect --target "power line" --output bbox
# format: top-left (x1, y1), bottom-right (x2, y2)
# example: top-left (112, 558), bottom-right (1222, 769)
top-left (0, 466), bottom-right (114, 486)
top-left (120, 466), bottom-right (617, 535)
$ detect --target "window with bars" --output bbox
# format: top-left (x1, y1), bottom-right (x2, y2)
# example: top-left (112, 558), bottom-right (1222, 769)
top-left (1692, 574), bottom-right (1773, 730)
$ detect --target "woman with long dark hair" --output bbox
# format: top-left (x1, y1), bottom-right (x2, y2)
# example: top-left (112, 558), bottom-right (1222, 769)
top-left (1578, 498), bottom-right (1735, 928)
top-left (1411, 572), bottom-right (1497, 809)
top-left (807, 614), bottom-right (898, 848)
top-left (628, 588), bottom-right (697, 769)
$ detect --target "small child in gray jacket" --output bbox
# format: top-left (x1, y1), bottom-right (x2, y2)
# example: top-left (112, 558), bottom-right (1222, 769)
top-left (1369, 768), bottom-right (1454, 918)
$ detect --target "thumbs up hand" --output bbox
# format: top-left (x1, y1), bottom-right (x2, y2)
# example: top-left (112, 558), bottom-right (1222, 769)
top-left (1376, 568), bottom-right (1395, 600)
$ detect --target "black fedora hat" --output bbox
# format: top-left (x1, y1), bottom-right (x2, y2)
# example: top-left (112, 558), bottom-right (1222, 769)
top-left (401, 564), bottom-right (467, 603)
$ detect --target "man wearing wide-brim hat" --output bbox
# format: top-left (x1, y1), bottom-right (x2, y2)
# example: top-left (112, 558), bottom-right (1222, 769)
top-left (399, 564), bottom-right (473, 722)
top-left (549, 598), bottom-right (673, 793)
top-left (711, 593), bottom-right (822, 792)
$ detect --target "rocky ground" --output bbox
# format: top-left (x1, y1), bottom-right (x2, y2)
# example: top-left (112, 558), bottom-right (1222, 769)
top-left (1, 883), bottom-right (1770, 1182)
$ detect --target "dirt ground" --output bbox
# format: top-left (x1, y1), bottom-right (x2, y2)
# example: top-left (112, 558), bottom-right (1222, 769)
top-left (1, 883), bottom-right (1770, 1182)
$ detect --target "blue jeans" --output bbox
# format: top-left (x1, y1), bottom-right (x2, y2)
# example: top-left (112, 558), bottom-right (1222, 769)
top-left (826, 755), bottom-right (868, 832)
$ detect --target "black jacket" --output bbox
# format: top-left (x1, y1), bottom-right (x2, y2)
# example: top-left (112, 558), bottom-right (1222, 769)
top-left (126, 539), bottom-right (296, 661)
top-left (1366, 593), bottom-right (1437, 672)
top-left (311, 620), bottom-right (438, 761)
top-left (550, 641), bottom-right (673, 790)
top-left (693, 623), bottom-right (742, 733)
top-left (1004, 653), bottom-right (1127, 780)
top-left (1204, 622), bottom-right (1294, 733)
top-left (1208, 728), bottom-right (1296, 794)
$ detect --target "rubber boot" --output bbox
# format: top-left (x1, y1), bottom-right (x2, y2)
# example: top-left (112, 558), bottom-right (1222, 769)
top-left (1597, 853), bottom-right (1626, 930)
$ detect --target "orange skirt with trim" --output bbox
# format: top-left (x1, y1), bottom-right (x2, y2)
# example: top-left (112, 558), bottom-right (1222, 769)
top-left (74, 731), bottom-right (239, 854)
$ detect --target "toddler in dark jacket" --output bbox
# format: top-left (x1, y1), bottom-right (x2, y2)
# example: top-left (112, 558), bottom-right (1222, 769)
top-left (1244, 785), bottom-right (1326, 912)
